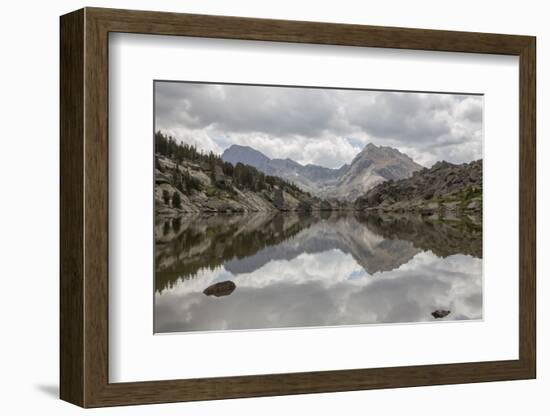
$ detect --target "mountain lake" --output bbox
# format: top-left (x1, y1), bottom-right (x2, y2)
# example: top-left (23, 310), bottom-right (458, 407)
top-left (154, 211), bottom-right (482, 333)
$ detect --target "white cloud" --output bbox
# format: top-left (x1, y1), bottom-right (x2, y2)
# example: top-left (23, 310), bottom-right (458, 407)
top-left (155, 82), bottom-right (483, 168)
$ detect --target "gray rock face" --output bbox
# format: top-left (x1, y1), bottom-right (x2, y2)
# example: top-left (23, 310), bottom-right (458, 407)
top-left (356, 159), bottom-right (482, 215)
top-left (154, 154), bottom-right (344, 214)
top-left (222, 143), bottom-right (422, 200)
top-left (330, 143), bottom-right (423, 201)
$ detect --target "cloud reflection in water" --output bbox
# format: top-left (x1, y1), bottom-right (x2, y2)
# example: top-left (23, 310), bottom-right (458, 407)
top-left (154, 213), bottom-right (482, 333)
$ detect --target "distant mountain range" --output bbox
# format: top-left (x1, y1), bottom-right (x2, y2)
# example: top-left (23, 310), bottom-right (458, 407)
top-left (154, 130), bottom-right (481, 216)
top-left (222, 143), bottom-right (423, 201)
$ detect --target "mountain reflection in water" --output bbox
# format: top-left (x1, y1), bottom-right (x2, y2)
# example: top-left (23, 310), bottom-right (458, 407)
top-left (154, 211), bottom-right (482, 333)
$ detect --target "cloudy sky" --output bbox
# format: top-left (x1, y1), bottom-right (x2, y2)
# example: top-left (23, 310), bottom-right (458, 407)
top-left (155, 81), bottom-right (483, 168)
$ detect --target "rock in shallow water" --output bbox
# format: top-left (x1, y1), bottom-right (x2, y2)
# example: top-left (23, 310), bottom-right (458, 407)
top-left (203, 280), bottom-right (236, 297)
top-left (432, 309), bottom-right (451, 319)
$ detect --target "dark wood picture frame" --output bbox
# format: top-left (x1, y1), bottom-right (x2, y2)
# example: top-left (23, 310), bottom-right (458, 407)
top-left (60, 7), bottom-right (536, 408)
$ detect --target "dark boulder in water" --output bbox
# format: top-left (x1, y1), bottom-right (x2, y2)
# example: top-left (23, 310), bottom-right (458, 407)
top-left (203, 280), bottom-right (236, 297)
top-left (432, 309), bottom-right (451, 319)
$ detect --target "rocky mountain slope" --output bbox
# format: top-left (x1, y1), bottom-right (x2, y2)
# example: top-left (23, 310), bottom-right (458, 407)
top-left (154, 132), bottom-right (341, 215)
top-left (355, 159), bottom-right (482, 216)
top-left (222, 143), bottom-right (422, 201)
top-left (155, 155), bottom-right (340, 214)
top-left (330, 143), bottom-right (423, 201)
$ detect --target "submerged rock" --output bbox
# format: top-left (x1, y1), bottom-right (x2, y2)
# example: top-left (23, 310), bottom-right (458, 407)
top-left (432, 309), bottom-right (451, 319)
top-left (203, 280), bottom-right (236, 297)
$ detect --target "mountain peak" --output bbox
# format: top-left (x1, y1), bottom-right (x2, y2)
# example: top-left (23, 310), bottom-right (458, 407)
top-left (352, 142), bottom-right (384, 163)
top-left (222, 144), bottom-right (271, 167)
top-left (332, 142), bottom-right (424, 201)
top-left (221, 143), bottom-right (422, 201)
top-left (229, 144), bottom-right (247, 149)
top-left (362, 142), bottom-right (401, 154)
top-left (358, 143), bottom-right (417, 164)
top-left (226, 144), bottom-right (262, 153)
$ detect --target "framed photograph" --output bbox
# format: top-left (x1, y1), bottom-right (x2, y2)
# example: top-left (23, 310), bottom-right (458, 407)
top-left (60, 7), bottom-right (536, 407)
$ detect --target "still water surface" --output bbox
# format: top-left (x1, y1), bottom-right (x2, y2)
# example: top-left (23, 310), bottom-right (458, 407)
top-left (154, 212), bottom-right (482, 333)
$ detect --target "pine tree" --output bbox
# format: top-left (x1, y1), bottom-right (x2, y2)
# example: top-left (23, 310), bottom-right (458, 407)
top-left (172, 191), bottom-right (182, 209)
top-left (162, 189), bottom-right (170, 205)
